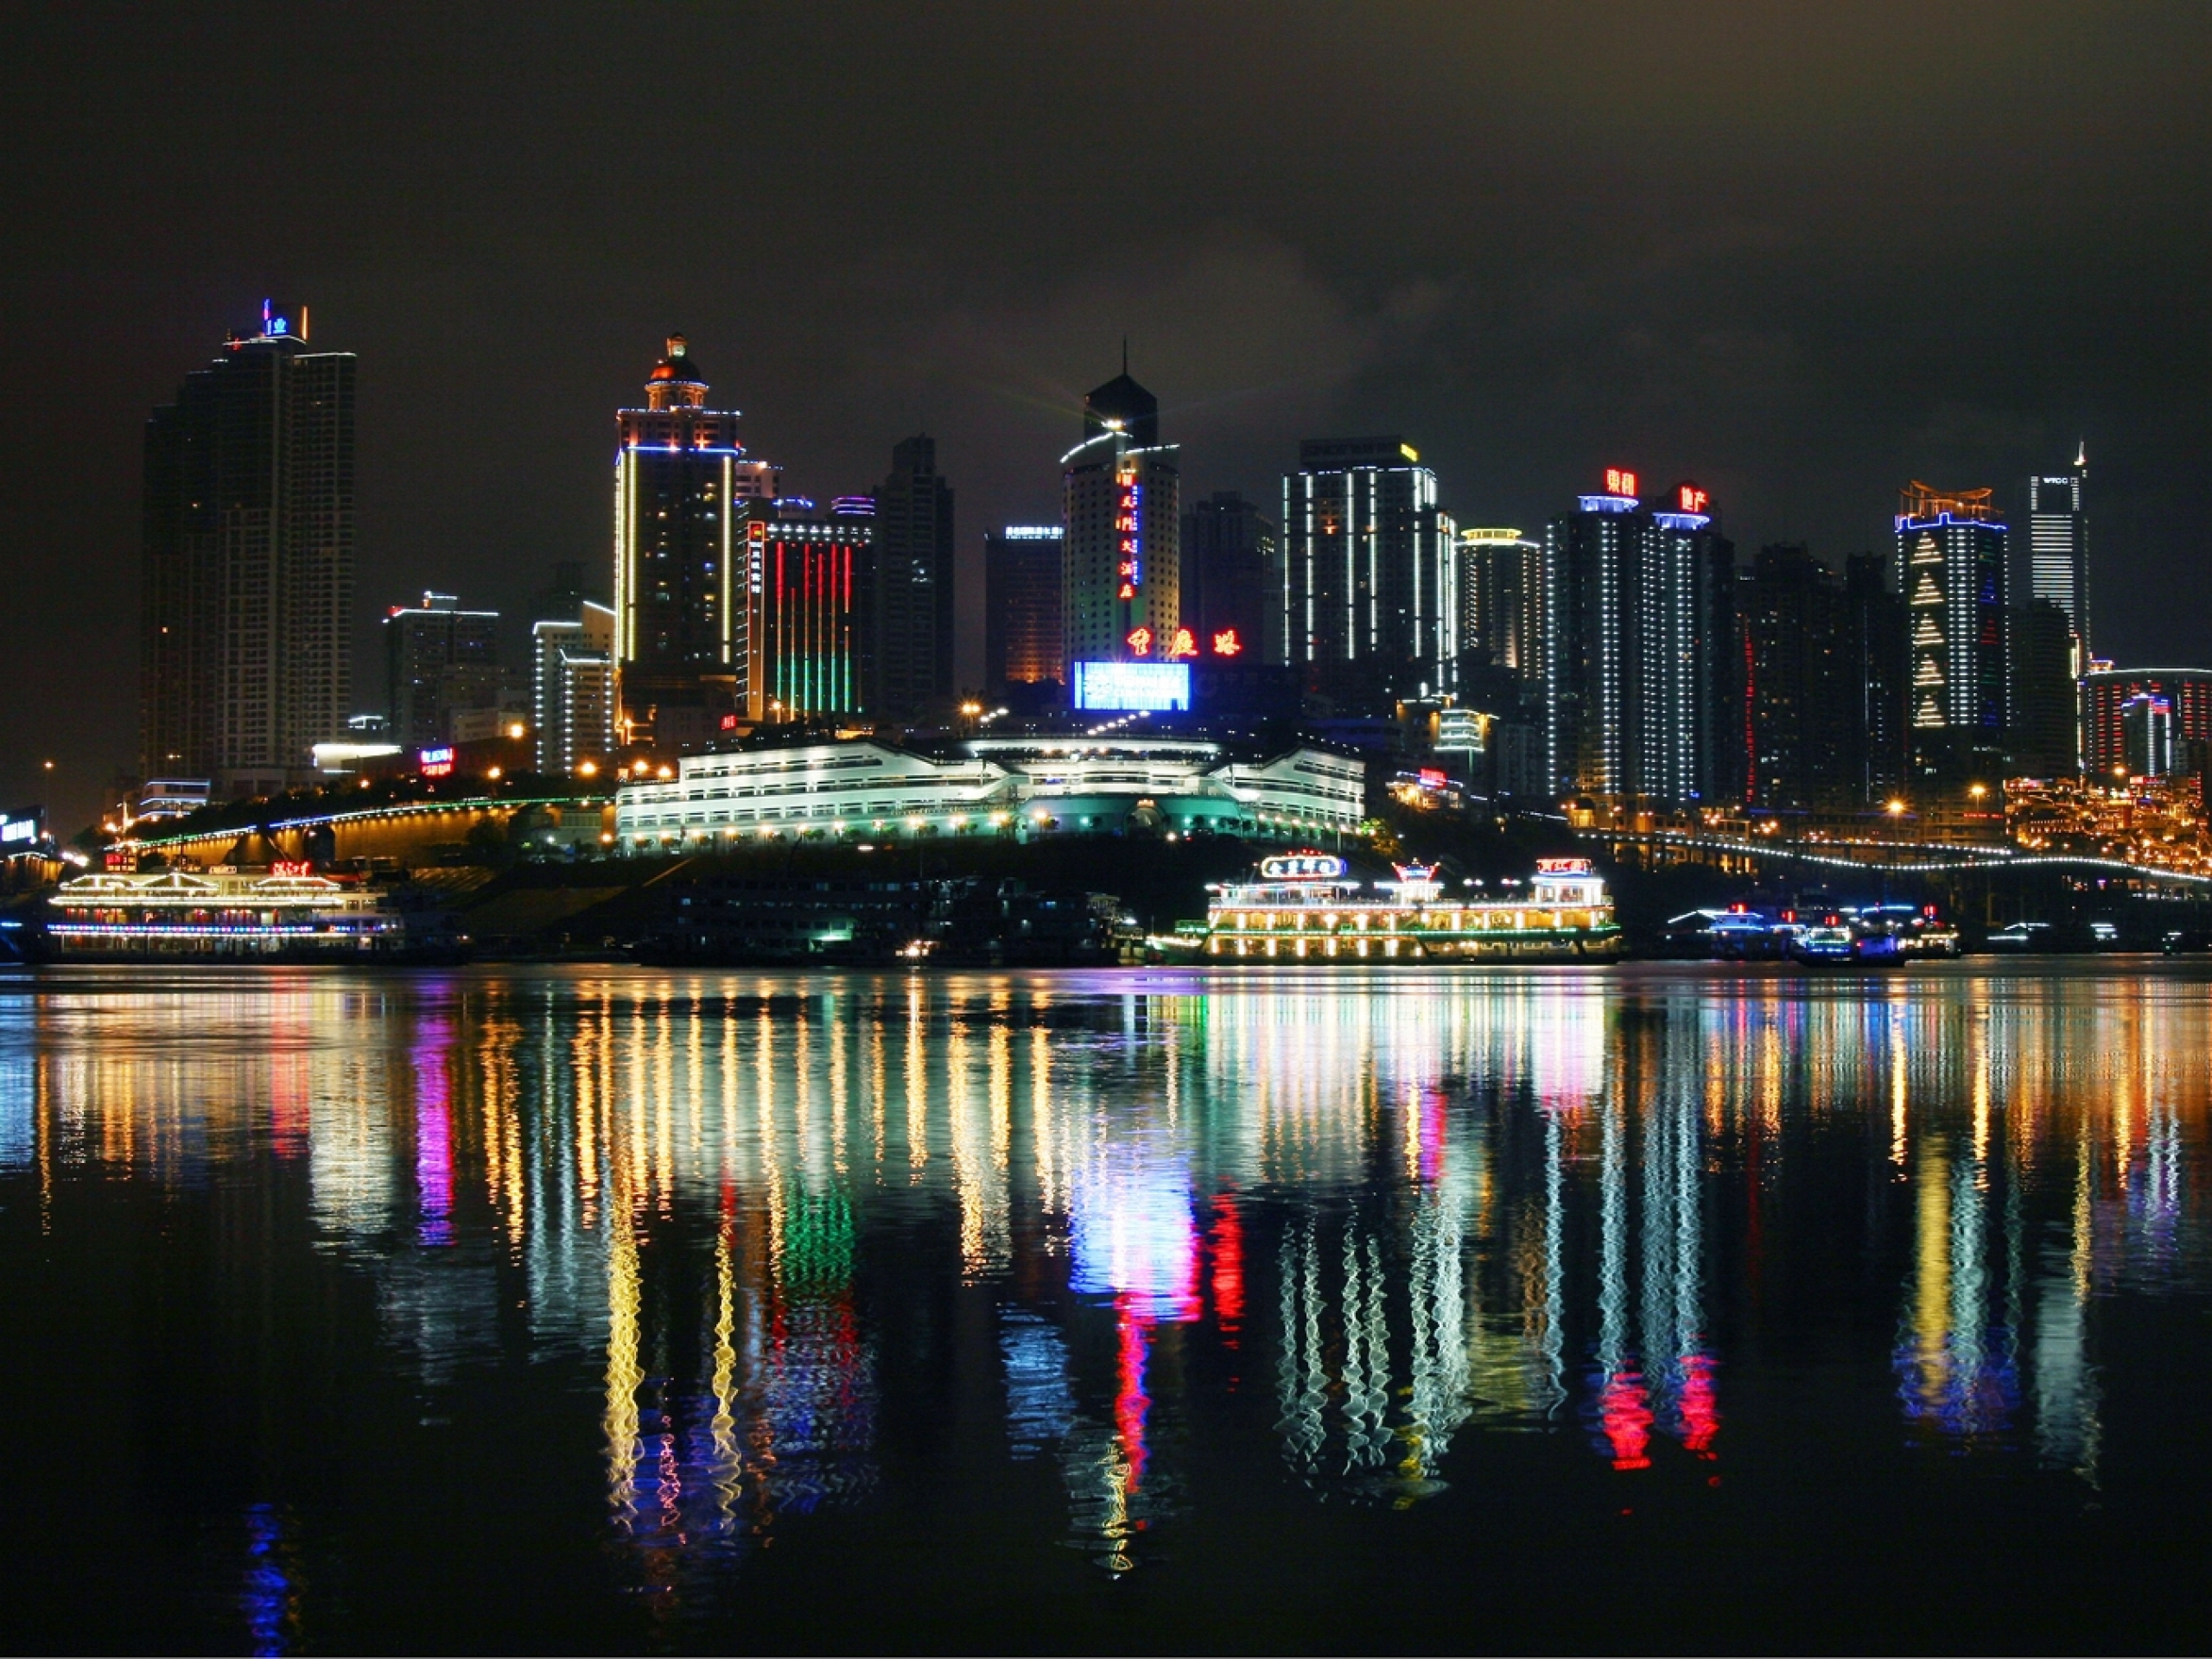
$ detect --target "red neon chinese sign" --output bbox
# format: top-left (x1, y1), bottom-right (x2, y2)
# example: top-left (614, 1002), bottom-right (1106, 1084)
top-left (270, 860), bottom-right (313, 877)
top-left (1116, 461), bottom-right (1143, 597)
top-left (1211, 628), bottom-right (1242, 657)
top-left (1605, 467), bottom-right (1638, 498)
top-left (1165, 626), bottom-right (1197, 659)
top-left (1679, 483), bottom-right (1709, 513)
top-left (1125, 626), bottom-right (1154, 657)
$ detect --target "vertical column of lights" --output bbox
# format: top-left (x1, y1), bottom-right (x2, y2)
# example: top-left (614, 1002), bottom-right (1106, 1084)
top-left (1908, 531), bottom-right (1944, 729)
top-left (719, 458), bottom-right (734, 670)
top-left (1599, 518), bottom-right (1620, 794)
top-left (1363, 469), bottom-right (1379, 655)
top-left (1115, 457), bottom-right (1142, 656)
top-left (1409, 469), bottom-right (1423, 679)
top-left (613, 449), bottom-right (632, 664)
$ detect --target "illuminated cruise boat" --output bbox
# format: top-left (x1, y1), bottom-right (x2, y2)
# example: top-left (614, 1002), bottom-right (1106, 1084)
top-left (1193, 854), bottom-right (1622, 962)
top-left (45, 868), bottom-right (453, 961)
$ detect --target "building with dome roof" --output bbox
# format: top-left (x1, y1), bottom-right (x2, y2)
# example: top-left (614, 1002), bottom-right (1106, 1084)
top-left (613, 334), bottom-right (781, 751)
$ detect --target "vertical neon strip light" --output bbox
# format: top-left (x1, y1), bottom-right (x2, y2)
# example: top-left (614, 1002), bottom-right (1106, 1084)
top-left (720, 457), bottom-right (734, 668)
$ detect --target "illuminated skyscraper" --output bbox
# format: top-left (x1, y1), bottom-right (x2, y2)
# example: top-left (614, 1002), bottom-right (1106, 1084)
top-left (866, 435), bottom-right (955, 719)
top-left (2027, 448), bottom-right (2089, 671)
top-left (1541, 474), bottom-right (1739, 808)
top-left (2120, 692), bottom-right (2174, 779)
top-left (140, 301), bottom-right (354, 794)
top-left (1895, 481), bottom-right (2008, 772)
top-left (1282, 437), bottom-right (1456, 709)
top-left (2082, 667), bottom-right (2212, 778)
top-left (1458, 529), bottom-right (1544, 682)
top-left (532, 601), bottom-right (616, 775)
top-left (984, 526), bottom-right (1065, 694)
top-left (742, 501), bottom-right (873, 724)
top-left (1061, 367), bottom-right (1179, 667)
top-left (613, 335), bottom-right (779, 750)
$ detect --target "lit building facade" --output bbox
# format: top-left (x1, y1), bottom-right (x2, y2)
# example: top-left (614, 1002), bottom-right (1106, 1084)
top-left (2120, 693), bottom-right (2174, 779)
top-left (1182, 492), bottom-right (1281, 664)
top-left (2082, 668), bottom-right (2212, 778)
top-left (2027, 449), bottom-right (2089, 671)
top-left (140, 301), bottom-right (355, 793)
top-left (613, 335), bottom-right (779, 748)
top-left (1062, 371), bottom-right (1179, 669)
top-left (384, 592), bottom-right (499, 750)
top-left (1459, 530), bottom-right (1544, 679)
top-left (1541, 474), bottom-right (1739, 808)
top-left (613, 736), bottom-right (1363, 847)
top-left (866, 435), bottom-right (955, 719)
top-left (532, 601), bottom-right (616, 775)
top-left (985, 526), bottom-right (1065, 693)
top-left (1896, 481), bottom-right (2009, 770)
top-left (1283, 437), bottom-right (1456, 709)
top-left (744, 505), bottom-right (873, 723)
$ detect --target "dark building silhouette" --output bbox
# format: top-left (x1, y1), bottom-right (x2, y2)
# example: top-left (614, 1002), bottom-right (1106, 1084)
top-left (1742, 545), bottom-right (1852, 810)
top-left (530, 559), bottom-right (601, 627)
top-left (1283, 437), bottom-right (1454, 709)
top-left (140, 301), bottom-right (355, 793)
top-left (1841, 552), bottom-right (1910, 804)
top-left (866, 435), bottom-right (955, 719)
top-left (984, 526), bottom-right (1065, 696)
top-left (1541, 474), bottom-right (1739, 810)
top-left (1181, 492), bottom-right (1281, 664)
top-left (613, 335), bottom-right (779, 750)
top-left (384, 592), bottom-right (500, 751)
top-left (2008, 597), bottom-right (2078, 776)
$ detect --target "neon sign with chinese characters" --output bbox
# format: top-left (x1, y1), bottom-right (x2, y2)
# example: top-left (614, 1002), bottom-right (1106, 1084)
top-left (418, 747), bottom-right (455, 779)
top-left (1125, 626), bottom-right (1153, 657)
top-left (1258, 852), bottom-right (1347, 880)
top-left (1116, 461), bottom-right (1143, 600)
top-left (1678, 483), bottom-right (1709, 513)
top-left (270, 861), bottom-right (315, 878)
top-left (1605, 467), bottom-right (1638, 498)
top-left (1165, 627), bottom-right (1198, 660)
top-left (1211, 629), bottom-right (1243, 657)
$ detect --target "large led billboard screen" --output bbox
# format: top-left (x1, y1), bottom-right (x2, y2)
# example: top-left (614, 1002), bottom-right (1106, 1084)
top-left (1071, 660), bottom-right (1191, 713)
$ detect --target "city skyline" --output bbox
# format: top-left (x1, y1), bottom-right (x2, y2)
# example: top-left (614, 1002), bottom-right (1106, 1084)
top-left (8, 5), bottom-right (2209, 831)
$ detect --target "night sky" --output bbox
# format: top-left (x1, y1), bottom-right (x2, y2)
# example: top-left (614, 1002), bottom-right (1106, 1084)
top-left (5, 3), bottom-right (2209, 831)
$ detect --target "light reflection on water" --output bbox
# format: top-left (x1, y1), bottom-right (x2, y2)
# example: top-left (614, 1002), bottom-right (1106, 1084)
top-left (1, 962), bottom-right (2209, 1648)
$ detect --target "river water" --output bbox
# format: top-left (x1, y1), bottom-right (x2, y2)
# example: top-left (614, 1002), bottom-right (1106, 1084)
top-left (1, 961), bottom-right (2207, 1653)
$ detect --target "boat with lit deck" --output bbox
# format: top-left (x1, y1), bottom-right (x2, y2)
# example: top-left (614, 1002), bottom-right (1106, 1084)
top-left (1191, 853), bottom-right (1622, 962)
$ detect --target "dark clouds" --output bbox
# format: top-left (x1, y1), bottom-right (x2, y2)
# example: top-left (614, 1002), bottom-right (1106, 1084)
top-left (4, 1), bottom-right (2209, 828)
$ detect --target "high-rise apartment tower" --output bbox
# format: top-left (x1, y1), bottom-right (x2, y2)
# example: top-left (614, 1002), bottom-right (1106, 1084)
top-left (1283, 437), bottom-right (1456, 709)
top-left (613, 335), bottom-right (779, 749)
top-left (140, 301), bottom-right (354, 794)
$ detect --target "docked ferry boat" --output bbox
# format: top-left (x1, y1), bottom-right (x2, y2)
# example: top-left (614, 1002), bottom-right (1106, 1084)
top-left (44, 868), bottom-right (461, 962)
top-left (1191, 853), bottom-right (1622, 962)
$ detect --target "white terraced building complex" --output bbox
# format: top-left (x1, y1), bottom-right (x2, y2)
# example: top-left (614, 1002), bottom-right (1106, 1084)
top-left (613, 736), bottom-right (1365, 848)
